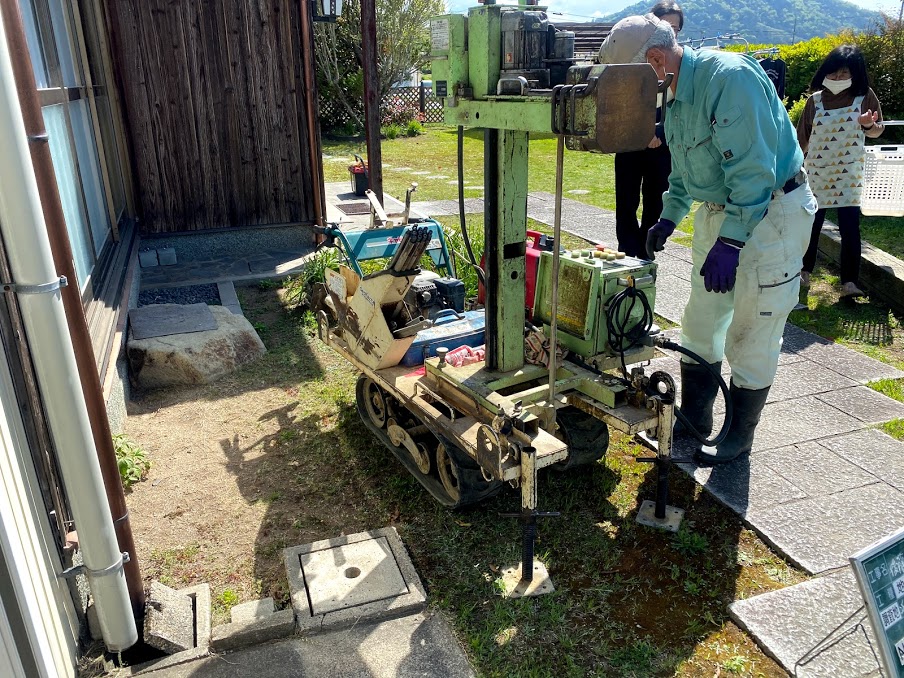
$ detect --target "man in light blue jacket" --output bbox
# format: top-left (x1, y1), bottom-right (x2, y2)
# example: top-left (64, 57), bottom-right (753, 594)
top-left (599, 15), bottom-right (816, 465)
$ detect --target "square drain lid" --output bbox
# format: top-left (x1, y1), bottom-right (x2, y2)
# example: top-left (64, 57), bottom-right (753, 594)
top-left (285, 527), bottom-right (426, 633)
top-left (301, 536), bottom-right (408, 614)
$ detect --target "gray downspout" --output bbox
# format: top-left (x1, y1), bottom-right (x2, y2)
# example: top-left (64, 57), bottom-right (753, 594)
top-left (0, 10), bottom-right (136, 652)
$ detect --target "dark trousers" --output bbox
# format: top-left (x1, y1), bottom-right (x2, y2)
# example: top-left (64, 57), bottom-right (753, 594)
top-left (802, 206), bottom-right (861, 284)
top-left (614, 146), bottom-right (671, 258)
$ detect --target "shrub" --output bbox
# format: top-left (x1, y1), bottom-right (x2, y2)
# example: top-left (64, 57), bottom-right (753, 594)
top-left (381, 95), bottom-right (420, 127)
top-left (787, 94), bottom-right (809, 126)
top-left (381, 123), bottom-right (403, 139)
top-left (406, 119), bottom-right (425, 137)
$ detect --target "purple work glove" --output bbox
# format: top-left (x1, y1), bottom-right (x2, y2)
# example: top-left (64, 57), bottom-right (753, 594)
top-left (700, 238), bottom-right (742, 293)
top-left (645, 219), bottom-right (677, 260)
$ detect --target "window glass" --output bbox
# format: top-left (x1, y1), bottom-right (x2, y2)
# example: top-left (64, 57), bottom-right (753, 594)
top-left (48, 0), bottom-right (78, 87)
top-left (19, 0), bottom-right (49, 88)
top-left (44, 105), bottom-right (92, 288)
top-left (69, 100), bottom-right (109, 256)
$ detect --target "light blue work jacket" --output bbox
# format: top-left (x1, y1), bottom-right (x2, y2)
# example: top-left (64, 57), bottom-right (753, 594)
top-left (660, 48), bottom-right (804, 243)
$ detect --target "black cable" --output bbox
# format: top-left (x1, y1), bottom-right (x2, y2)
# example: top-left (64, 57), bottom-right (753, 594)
top-left (658, 340), bottom-right (733, 447)
top-left (605, 286), bottom-right (733, 447)
top-left (457, 126), bottom-right (485, 285)
top-left (606, 285), bottom-right (655, 383)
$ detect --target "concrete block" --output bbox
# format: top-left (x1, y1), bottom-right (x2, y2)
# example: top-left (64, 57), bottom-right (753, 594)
top-left (230, 597), bottom-right (275, 624)
top-left (731, 569), bottom-right (881, 677)
top-left (139, 248), bottom-right (158, 268)
top-left (757, 441), bottom-right (876, 498)
top-left (285, 527), bottom-right (426, 635)
top-left (782, 325), bottom-right (904, 383)
top-left (764, 360), bottom-right (857, 404)
top-left (157, 246), bottom-right (177, 266)
top-left (126, 583), bottom-right (210, 676)
top-left (751, 396), bottom-right (863, 453)
top-left (144, 581), bottom-right (194, 654)
top-left (210, 608), bottom-right (295, 653)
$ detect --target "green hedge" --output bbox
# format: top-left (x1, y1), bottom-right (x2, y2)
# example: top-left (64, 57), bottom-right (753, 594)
top-left (729, 20), bottom-right (904, 142)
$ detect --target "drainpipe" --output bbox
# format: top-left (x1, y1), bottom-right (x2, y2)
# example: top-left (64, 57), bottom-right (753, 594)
top-left (0, 9), bottom-right (137, 652)
top-left (0, 0), bottom-right (143, 616)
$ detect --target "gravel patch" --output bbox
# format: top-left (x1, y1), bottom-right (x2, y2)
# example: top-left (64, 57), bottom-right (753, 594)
top-left (138, 284), bottom-right (221, 307)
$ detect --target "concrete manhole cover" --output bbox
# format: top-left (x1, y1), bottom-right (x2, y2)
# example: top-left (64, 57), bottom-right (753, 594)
top-left (285, 527), bottom-right (426, 633)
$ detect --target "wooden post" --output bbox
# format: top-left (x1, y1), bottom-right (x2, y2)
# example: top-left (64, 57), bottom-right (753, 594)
top-left (300, 0), bottom-right (326, 232)
top-left (360, 0), bottom-right (383, 204)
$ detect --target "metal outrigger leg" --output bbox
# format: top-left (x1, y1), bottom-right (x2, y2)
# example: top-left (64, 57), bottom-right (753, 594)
top-left (636, 381), bottom-right (685, 532)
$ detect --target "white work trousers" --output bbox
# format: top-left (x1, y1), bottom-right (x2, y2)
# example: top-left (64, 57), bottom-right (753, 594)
top-left (679, 185), bottom-right (817, 389)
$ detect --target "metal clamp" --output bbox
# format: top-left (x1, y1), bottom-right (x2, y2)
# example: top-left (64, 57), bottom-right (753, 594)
top-left (3, 276), bottom-right (68, 295)
top-left (60, 551), bottom-right (130, 581)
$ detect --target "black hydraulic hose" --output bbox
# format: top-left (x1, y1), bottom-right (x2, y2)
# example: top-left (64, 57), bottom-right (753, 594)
top-left (457, 126), bottom-right (485, 285)
top-left (658, 339), bottom-right (733, 447)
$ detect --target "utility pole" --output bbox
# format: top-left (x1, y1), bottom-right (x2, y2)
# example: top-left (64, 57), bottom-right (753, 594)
top-left (360, 0), bottom-right (383, 204)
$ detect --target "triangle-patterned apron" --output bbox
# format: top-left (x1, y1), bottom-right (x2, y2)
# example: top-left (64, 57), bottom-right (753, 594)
top-left (804, 91), bottom-right (865, 208)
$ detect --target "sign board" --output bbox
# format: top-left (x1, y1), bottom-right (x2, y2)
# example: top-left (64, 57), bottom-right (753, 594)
top-left (850, 525), bottom-right (904, 678)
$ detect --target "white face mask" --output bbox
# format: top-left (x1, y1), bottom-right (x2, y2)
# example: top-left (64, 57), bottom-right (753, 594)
top-left (823, 77), bottom-right (852, 95)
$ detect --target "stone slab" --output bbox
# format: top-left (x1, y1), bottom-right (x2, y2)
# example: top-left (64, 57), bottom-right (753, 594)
top-left (751, 396), bottom-right (863, 453)
top-left (764, 360), bottom-right (857, 404)
top-left (129, 303), bottom-right (217, 340)
top-left (816, 386), bottom-right (904, 425)
top-left (144, 581), bottom-right (195, 654)
top-left (216, 282), bottom-right (243, 315)
top-left (747, 482), bottom-right (904, 574)
top-left (132, 612), bottom-right (475, 678)
top-left (130, 584), bottom-right (211, 675)
top-left (681, 455), bottom-right (807, 517)
top-left (820, 428), bottom-right (904, 492)
top-left (210, 609), bottom-right (295, 653)
top-left (757, 441), bottom-right (877, 498)
top-left (730, 569), bottom-right (881, 678)
top-left (301, 536), bottom-right (408, 615)
top-left (285, 527), bottom-right (426, 635)
top-left (230, 597), bottom-right (275, 624)
top-left (782, 325), bottom-right (904, 383)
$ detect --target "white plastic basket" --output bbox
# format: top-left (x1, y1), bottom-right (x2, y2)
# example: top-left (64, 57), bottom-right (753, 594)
top-left (861, 122), bottom-right (904, 216)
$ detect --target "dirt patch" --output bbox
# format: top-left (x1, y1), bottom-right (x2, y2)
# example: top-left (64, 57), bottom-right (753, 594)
top-left (123, 284), bottom-right (793, 675)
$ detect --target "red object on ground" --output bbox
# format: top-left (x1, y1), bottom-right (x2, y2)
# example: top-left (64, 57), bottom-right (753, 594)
top-left (477, 230), bottom-right (545, 319)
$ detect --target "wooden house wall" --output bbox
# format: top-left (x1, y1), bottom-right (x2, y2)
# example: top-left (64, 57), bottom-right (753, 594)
top-left (105, 0), bottom-right (317, 233)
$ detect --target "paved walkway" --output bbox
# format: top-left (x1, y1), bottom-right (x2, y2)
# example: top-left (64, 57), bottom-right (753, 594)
top-left (412, 190), bottom-right (904, 677)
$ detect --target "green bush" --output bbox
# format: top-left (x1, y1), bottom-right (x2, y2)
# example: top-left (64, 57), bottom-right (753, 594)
top-left (113, 434), bottom-right (150, 489)
top-left (381, 124), bottom-right (403, 139)
top-left (787, 94), bottom-right (809, 127)
top-left (406, 119), bottom-right (425, 137)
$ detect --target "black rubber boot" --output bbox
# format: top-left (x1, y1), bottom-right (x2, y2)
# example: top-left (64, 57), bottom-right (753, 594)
top-left (694, 382), bottom-right (770, 466)
top-left (675, 360), bottom-right (722, 438)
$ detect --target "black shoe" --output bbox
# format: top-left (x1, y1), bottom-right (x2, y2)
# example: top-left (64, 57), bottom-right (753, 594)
top-left (675, 360), bottom-right (722, 439)
top-left (694, 382), bottom-right (770, 466)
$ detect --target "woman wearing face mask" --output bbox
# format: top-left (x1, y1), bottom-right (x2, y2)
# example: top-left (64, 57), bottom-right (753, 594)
top-left (797, 44), bottom-right (884, 298)
top-left (609, 1), bottom-right (683, 258)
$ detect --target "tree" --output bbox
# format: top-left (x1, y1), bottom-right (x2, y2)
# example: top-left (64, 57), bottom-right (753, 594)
top-left (314, 0), bottom-right (444, 131)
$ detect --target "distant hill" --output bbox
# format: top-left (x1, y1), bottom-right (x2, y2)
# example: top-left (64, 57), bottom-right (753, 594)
top-left (604, 0), bottom-right (880, 45)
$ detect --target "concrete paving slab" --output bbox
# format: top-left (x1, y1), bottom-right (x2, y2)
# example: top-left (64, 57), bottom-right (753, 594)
top-left (765, 361), bottom-right (858, 404)
top-left (301, 536), bottom-right (409, 615)
top-left (757, 441), bottom-right (877, 498)
top-left (129, 303), bottom-right (217, 340)
top-left (751, 396), bottom-right (863, 453)
top-left (285, 527), bottom-right (426, 634)
top-left (681, 455), bottom-right (807, 516)
top-left (820, 429), bottom-right (904, 492)
top-left (747, 482), bottom-right (904, 574)
top-left (782, 325), bottom-right (904, 383)
top-left (216, 282), bottom-right (242, 315)
top-left (144, 582), bottom-right (195, 654)
top-left (730, 569), bottom-right (882, 678)
top-left (816, 386), bottom-right (904, 425)
top-left (136, 611), bottom-right (475, 678)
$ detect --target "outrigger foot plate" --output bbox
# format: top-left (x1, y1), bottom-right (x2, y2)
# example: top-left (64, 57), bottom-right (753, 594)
top-left (498, 561), bottom-right (555, 599)
top-left (636, 499), bottom-right (684, 533)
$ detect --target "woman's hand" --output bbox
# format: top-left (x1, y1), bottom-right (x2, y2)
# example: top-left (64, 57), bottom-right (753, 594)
top-left (858, 109), bottom-right (879, 128)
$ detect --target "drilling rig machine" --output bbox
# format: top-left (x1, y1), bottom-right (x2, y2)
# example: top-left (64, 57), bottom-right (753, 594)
top-left (315, 2), bottom-right (718, 597)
